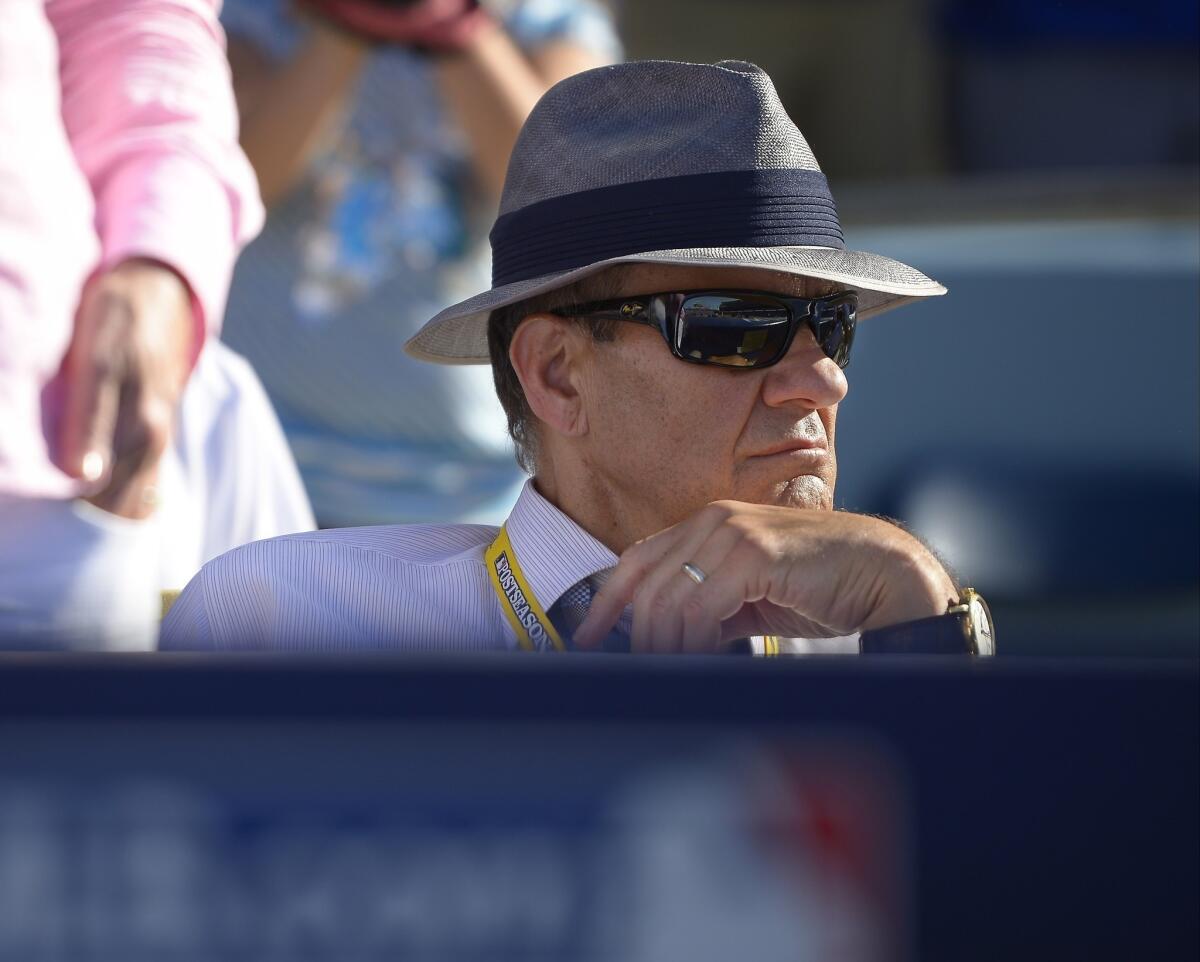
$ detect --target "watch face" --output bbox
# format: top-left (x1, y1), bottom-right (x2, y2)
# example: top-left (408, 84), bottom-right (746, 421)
top-left (968, 594), bottom-right (995, 656)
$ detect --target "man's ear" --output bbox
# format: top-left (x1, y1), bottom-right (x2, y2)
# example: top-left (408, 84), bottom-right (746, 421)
top-left (509, 313), bottom-right (590, 440)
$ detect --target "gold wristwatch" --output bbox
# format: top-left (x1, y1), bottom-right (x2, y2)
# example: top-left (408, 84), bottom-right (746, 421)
top-left (859, 588), bottom-right (995, 655)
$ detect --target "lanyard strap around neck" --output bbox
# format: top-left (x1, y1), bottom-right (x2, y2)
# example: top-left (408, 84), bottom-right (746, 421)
top-left (486, 526), bottom-right (567, 652)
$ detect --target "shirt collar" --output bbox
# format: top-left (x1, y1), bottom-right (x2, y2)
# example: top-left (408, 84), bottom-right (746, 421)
top-left (503, 479), bottom-right (622, 615)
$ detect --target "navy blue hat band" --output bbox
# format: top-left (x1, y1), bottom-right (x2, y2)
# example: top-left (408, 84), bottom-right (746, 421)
top-left (490, 169), bottom-right (844, 287)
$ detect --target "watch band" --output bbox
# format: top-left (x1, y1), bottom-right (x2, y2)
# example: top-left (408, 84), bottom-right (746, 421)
top-left (859, 589), bottom-right (995, 655)
top-left (859, 611), bottom-right (973, 654)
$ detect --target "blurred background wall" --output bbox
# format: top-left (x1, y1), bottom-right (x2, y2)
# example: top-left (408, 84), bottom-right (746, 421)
top-left (611, 0), bottom-right (1200, 655)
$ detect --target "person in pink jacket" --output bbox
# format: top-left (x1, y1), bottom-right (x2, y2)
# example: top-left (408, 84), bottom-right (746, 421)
top-left (0, 0), bottom-right (310, 649)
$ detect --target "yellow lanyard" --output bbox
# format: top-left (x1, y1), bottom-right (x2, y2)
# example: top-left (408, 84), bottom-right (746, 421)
top-left (486, 525), bottom-right (782, 656)
top-left (486, 526), bottom-right (567, 652)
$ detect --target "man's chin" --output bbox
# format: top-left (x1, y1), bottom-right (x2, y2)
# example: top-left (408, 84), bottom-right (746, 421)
top-left (769, 474), bottom-right (834, 510)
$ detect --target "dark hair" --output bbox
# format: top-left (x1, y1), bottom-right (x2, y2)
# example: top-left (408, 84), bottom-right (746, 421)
top-left (487, 268), bottom-right (629, 472)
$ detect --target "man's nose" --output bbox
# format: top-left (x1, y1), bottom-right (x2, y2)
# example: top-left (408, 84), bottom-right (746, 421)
top-left (760, 328), bottom-right (849, 409)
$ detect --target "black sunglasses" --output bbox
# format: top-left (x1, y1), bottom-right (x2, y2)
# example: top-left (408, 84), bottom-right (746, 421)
top-left (554, 289), bottom-right (858, 370)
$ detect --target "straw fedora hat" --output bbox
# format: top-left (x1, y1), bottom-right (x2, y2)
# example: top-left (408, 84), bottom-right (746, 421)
top-left (405, 59), bottom-right (945, 364)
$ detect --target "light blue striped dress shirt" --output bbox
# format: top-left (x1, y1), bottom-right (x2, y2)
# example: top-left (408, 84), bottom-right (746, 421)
top-left (160, 481), bottom-right (858, 654)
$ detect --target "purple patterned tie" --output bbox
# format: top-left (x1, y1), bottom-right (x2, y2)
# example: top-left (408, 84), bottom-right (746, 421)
top-left (549, 577), bottom-right (629, 653)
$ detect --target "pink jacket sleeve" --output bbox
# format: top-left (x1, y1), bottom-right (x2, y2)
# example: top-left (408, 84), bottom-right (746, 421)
top-left (44, 0), bottom-right (264, 355)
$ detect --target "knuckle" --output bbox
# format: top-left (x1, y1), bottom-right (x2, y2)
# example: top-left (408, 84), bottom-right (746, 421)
top-left (703, 500), bottom-right (737, 523)
top-left (749, 537), bottom-right (775, 566)
top-left (138, 399), bottom-right (174, 440)
top-left (122, 405), bottom-right (173, 462)
top-left (680, 593), bottom-right (710, 624)
top-left (648, 590), bottom-right (674, 617)
top-left (622, 539), bottom-right (655, 572)
top-left (733, 529), bottom-right (773, 565)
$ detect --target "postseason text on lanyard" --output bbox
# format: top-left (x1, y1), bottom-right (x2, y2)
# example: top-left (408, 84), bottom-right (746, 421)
top-left (486, 527), bottom-right (567, 652)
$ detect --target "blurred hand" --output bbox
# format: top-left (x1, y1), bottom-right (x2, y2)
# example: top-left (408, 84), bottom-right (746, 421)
top-left (59, 258), bottom-right (195, 519)
top-left (298, 0), bottom-right (491, 52)
top-left (573, 502), bottom-right (959, 654)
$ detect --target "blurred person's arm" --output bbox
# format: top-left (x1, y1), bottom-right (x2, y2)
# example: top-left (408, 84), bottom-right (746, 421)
top-left (229, 5), bottom-right (609, 210)
top-left (229, 23), bottom-right (369, 209)
top-left (435, 19), bottom-right (611, 201)
top-left (45, 0), bottom-right (264, 517)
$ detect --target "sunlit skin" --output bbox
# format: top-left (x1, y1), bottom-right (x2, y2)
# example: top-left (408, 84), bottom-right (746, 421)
top-left (517, 264), bottom-right (846, 555)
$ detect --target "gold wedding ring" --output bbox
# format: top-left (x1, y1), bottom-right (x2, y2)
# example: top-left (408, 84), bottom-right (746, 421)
top-left (681, 561), bottom-right (707, 585)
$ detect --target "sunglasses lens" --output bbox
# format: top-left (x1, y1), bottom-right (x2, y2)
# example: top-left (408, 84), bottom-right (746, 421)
top-left (676, 295), bottom-right (791, 367)
top-left (812, 296), bottom-right (857, 369)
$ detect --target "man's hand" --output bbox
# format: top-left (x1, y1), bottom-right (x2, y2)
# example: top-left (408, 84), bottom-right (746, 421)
top-left (59, 258), bottom-right (195, 519)
top-left (573, 502), bottom-right (959, 653)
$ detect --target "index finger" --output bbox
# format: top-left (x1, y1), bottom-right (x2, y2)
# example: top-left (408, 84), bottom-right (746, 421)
top-left (60, 351), bottom-right (121, 485)
top-left (573, 527), bottom-right (684, 650)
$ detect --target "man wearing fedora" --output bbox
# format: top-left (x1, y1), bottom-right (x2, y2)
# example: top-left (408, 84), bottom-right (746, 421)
top-left (163, 60), bottom-right (994, 655)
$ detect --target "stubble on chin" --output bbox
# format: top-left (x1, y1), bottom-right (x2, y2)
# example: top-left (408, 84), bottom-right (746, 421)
top-left (772, 474), bottom-right (834, 511)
